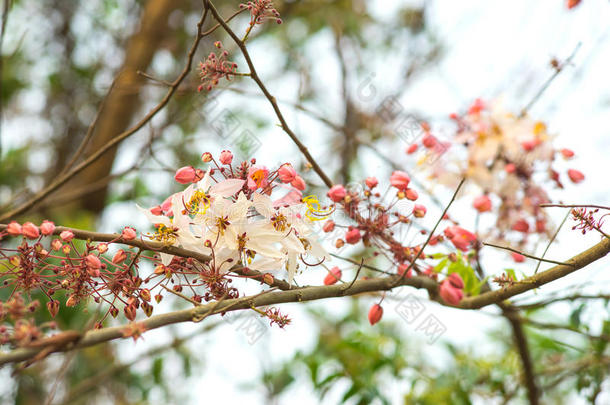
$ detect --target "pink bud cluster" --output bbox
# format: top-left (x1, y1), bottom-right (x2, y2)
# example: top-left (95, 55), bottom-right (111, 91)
top-left (198, 42), bottom-right (238, 92)
top-left (239, 0), bottom-right (282, 26)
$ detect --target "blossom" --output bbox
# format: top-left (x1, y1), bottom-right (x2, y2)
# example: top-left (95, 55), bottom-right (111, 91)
top-left (240, 0), bottom-right (282, 26)
top-left (390, 171), bottom-right (410, 190)
top-left (323, 220), bottom-right (335, 232)
top-left (365, 177), bottom-right (378, 188)
top-left (511, 252), bottom-right (525, 263)
top-left (324, 267), bottom-right (342, 285)
top-left (60, 230), bottom-right (74, 242)
top-left (345, 227), bottom-right (361, 244)
top-left (198, 42), bottom-right (238, 92)
top-left (473, 195), bottom-right (492, 213)
top-left (219, 150), bottom-right (233, 165)
top-left (512, 219), bottom-right (530, 233)
top-left (40, 220), bottom-right (56, 236)
top-left (290, 175), bottom-right (306, 191)
top-left (412, 204), bottom-right (427, 218)
top-left (278, 164), bottom-right (296, 183)
top-left (561, 148), bottom-right (574, 158)
top-left (121, 227), bottom-right (137, 240)
top-left (567, 169), bottom-right (585, 183)
top-left (439, 280), bottom-right (463, 306)
top-left (247, 165), bottom-right (270, 190)
top-left (444, 226), bottom-right (476, 252)
top-left (327, 184), bottom-right (346, 202)
top-left (174, 166), bottom-right (198, 184)
top-left (405, 188), bottom-right (418, 201)
top-left (21, 222), bottom-right (40, 239)
top-left (6, 221), bottom-right (22, 236)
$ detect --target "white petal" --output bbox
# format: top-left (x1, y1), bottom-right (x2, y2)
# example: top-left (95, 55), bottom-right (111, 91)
top-left (210, 179), bottom-right (245, 197)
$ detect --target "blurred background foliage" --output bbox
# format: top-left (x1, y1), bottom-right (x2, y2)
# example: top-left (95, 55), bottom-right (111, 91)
top-left (1, 0), bottom-right (609, 404)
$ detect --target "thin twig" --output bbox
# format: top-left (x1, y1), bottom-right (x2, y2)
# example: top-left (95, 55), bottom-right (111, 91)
top-left (483, 242), bottom-right (574, 267)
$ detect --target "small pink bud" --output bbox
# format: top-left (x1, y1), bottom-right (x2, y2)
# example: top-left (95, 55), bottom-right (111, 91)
top-left (22, 222), bottom-right (40, 239)
top-left (112, 249), bottom-right (127, 264)
top-left (323, 220), bottom-right (335, 233)
top-left (85, 254), bottom-right (102, 270)
top-left (535, 219), bottom-right (546, 233)
top-left (46, 300), bottom-right (60, 318)
top-left (447, 273), bottom-right (464, 289)
top-left (521, 139), bottom-right (537, 151)
top-left (60, 230), bottom-right (74, 242)
top-left (51, 239), bottom-right (62, 251)
top-left (567, 169), bottom-right (585, 184)
top-left (6, 221), bottom-right (22, 236)
top-left (219, 150), bottom-right (233, 165)
top-left (66, 295), bottom-right (78, 307)
top-left (345, 227), bottom-right (361, 244)
top-left (324, 267), bottom-right (342, 285)
top-left (560, 148), bottom-right (574, 158)
top-left (511, 252), bottom-right (526, 263)
top-left (278, 164), bottom-right (297, 183)
top-left (398, 263), bottom-right (412, 278)
top-left (368, 304), bottom-right (383, 325)
top-left (40, 220), bottom-right (56, 236)
top-left (412, 204), bottom-right (427, 218)
top-left (505, 163), bottom-right (516, 174)
top-left (468, 98), bottom-right (485, 115)
top-left (405, 188), bottom-right (419, 201)
top-left (422, 134), bottom-right (437, 149)
top-left (365, 177), bottom-right (378, 188)
top-left (124, 304), bottom-right (137, 321)
top-left (201, 152), bottom-right (213, 162)
top-left (97, 243), bottom-right (108, 254)
top-left (390, 171), bottom-right (410, 190)
top-left (406, 144), bottom-right (418, 154)
top-left (150, 205), bottom-right (163, 215)
top-left (174, 166), bottom-right (198, 184)
top-left (439, 282), bottom-right (463, 306)
top-left (512, 219), bottom-right (529, 233)
top-left (290, 175), bottom-right (306, 191)
top-left (327, 185), bottom-right (347, 202)
top-left (473, 195), bottom-right (492, 213)
top-left (122, 227), bottom-right (137, 240)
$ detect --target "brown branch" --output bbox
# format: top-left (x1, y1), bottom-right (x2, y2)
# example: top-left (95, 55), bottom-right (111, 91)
top-left (0, 5), bottom-right (209, 222)
top-left (204, 0), bottom-right (334, 189)
top-left (540, 203), bottom-right (610, 210)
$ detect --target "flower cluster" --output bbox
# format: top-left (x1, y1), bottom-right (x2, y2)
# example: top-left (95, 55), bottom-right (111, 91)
top-left (198, 42), bottom-right (238, 92)
top-left (240, 0), bottom-right (282, 26)
top-left (140, 150), bottom-right (328, 285)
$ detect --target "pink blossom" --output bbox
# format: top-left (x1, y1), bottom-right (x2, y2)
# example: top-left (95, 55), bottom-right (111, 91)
top-left (6, 221), bottom-right (21, 236)
top-left (323, 220), bottom-right (335, 233)
top-left (439, 281), bottom-right (463, 305)
top-left (473, 195), bottom-right (492, 213)
top-left (398, 263), bottom-right (412, 278)
top-left (567, 169), bottom-right (585, 184)
top-left (247, 165), bottom-right (270, 190)
top-left (412, 204), bottom-right (427, 218)
top-left (365, 177), bottom-right (378, 188)
top-left (113, 249), bottom-right (127, 264)
top-left (327, 184), bottom-right (347, 202)
top-left (511, 252), bottom-right (525, 263)
top-left (201, 152), bottom-right (213, 162)
top-left (390, 171), bottom-right (410, 190)
top-left (85, 254), bottom-right (102, 270)
top-left (40, 220), bottom-right (56, 236)
top-left (97, 243), bottom-right (108, 254)
top-left (406, 144), bottom-right (418, 154)
top-left (512, 219), bottom-right (529, 233)
top-left (324, 267), bottom-right (342, 285)
top-left (174, 166), bottom-right (198, 184)
top-left (535, 219), bottom-right (546, 233)
top-left (150, 206), bottom-right (163, 216)
top-left (219, 150), bottom-right (233, 165)
top-left (22, 222), bottom-right (40, 239)
top-left (521, 139), bottom-right (538, 151)
top-left (561, 148), bottom-right (574, 158)
top-left (51, 239), bottom-right (62, 251)
top-left (444, 226), bottom-right (476, 252)
top-left (368, 304), bottom-right (383, 325)
top-left (447, 273), bottom-right (464, 289)
top-left (422, 134), bottom-right (437, 149)
top-left (60, 230), bottom-right (74, 242)
top-left (505, 163), bottom-right (516, 174)
top-left (278, 164), bottom-right (297, 183)
top-left (290, 175), bottom-right (306, 191)
top-left (345, 227), bottom-right (361, 244)
top-left (122, 227), bottom-right (137, 240)
top-left (468, 98), bottom-right (485, 115)
top-left (405, 188), bottom-right (418, 201)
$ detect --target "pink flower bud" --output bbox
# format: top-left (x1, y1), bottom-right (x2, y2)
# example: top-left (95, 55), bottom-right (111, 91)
top-left (390, 171), bottom-right (410, 190)
top-left (444, 226), bottom-right (476, 252)
top-left (6, 221), bottom-right (22, 236)
top-left (511, 252), bottom-right (526, 263)
top-left (566, 0), bottom-right (581, 10)
top-left (567, 169), bottom-right (585, 184)
top-left (413, 204), bottom-right (427, 218)
top-left (66, 295), bottom-right (78, 307)
top-left (561, 148), bottom-right (574, 158)
top-left (468, 98), bottom-right (485, 115)
top-left (512, 219), bottom-right (529, 233)
top-left (60, 230), bottom-right (74, 242)
top-left (345, 227), bottom-right (361, 244)
top-left (122, 227), bottom-right (137, 240)
top-left (368, 304), bottom-right (383, 325)
top-left (40, 220), bottom-right (56, 236)
top-left (150, 205), bottom-right (163, 216)
top-left (323, 220), bottom-right (335, 233)
top-left (422, 134), bottom-right (437, 149)
top-left (201, 152), bottom-right (212, 162)
top-left (85, 254), bottom-right (102, 270)
top-left (112, 249), bottom-right (127, 264)
top-left (521, 139), bottom-right (537, 151)
top-left (51, 239), bottom-right (62, 251)
top-left (324, 267), bottom-right (342, 285)
top-left (22, 222), bottom-right (40, 239)
top-left (97, 243), bottom-right (108, 254)
top-left (327, 185), bottom-right (347, 202)
top-left (405, 188), bottom-right (419, 201)
top-left (219, 150), bottom-right (233, 165)
top-left (505, 163), bottom-right (516, 174)
top-left (46, 300), bottom-right (59, 318)
top-left (473, 195), bottom-right (492, 213)
top-left (278, 164), bottom-right (297, 183)
top-left (406, 144), bottom-right (418, 154)
top-left (174, 166), bottom-right (198, 184)
top-left (439, 281), bottom-right (463, 306)
top-left (290, 175), bottom-right (306, 191)
top-left (124, 304), bottom-right (137, 321)
top-left (536, 219), bottom-right (546, 233)
top-left (447, 272), bottom-right (464, 289)
top-left (365, 177), bottom-right (378, 188)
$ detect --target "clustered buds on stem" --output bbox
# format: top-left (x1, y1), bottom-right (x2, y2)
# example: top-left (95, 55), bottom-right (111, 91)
top-left (239, 0), bottom-right (282, 26)
top-left (198, 42), bottom-right (238, 92)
